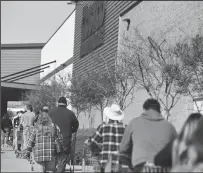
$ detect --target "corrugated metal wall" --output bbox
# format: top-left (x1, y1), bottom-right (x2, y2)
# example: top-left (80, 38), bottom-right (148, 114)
top-left (1, 48), bottom-right (42, 84)
top-left (73, 1), bottom-right (138, 77)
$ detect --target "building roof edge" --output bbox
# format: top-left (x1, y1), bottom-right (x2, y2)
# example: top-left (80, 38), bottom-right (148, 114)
top-left (1, 43), bottom-right (46, 49)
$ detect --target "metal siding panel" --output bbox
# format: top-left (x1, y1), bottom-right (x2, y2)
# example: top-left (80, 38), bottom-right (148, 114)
top-left (73, 1), bottom-right (136, 77)
top-left (1, 48), bottom-right (41, 84)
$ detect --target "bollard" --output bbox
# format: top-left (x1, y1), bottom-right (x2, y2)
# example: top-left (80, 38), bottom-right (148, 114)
top-left (82, 158), bottom-right (85, 172)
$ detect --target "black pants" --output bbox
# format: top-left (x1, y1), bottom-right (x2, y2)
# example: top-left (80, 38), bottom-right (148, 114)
top-left (56, 152), bottom-right (70, 173)
top-left (56, 138), bottom-right (71, 173)
top-left (133, 162), bottom-right (146, 172)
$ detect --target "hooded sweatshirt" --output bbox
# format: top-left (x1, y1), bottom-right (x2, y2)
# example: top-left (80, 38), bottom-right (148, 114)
top-left (120, 109), bottom-right (177, 167)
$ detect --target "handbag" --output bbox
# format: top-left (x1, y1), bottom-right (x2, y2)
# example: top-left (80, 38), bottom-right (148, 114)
top-left (54, 124), bottom-right (63, 154)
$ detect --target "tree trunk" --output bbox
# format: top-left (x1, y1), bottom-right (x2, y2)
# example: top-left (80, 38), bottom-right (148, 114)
top-left (101, 110), bottom-right (104, 123)
top-left (165, 110), bottom-right (170, 120)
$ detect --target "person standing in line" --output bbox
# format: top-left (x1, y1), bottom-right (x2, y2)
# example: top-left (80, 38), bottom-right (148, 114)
top-left (1, 113), bottom-right (13, 148)
top-left (171, 116), bottom-right (203, 172)
top-left (119, 99), bottom-right (177, 172)
top-left (172, 113), bottom-right (202, 167)
top-left (86, 104), bottom-right (126, 173)
top-left (154, 113), bottom-right (202, 168)
top-left (12, 111), bottom-right (21, 150)
top-left (33, 106), bottom-right (49, 126)
top-left (20, 104), bottom-right (35, 149)
top-left (49, 97), bottom-right (79, 173)
top-left (23, 110), bottom-right (62, 172)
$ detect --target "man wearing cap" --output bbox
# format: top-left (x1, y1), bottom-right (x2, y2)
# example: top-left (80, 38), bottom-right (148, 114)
top-left (87, 104), bottom-right (126, 172)
top-left (49, 96), bottom-right (79, 173)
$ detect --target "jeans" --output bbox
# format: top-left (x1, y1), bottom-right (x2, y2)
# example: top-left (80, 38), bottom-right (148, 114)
top-left (35, 157), bottom-right (57, 173)
top-left (23, 127), bottom-right (30, 149)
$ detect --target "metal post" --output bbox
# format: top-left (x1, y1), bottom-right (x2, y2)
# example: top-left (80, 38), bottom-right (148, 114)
top-left (9, 70), bottom-right (44, 82)
top-left (82, 158), bottom-right (85, 172)
top-left (2, 66), bottom-right (49, 82)
top-left (1, 60), bottom-right (56, 79)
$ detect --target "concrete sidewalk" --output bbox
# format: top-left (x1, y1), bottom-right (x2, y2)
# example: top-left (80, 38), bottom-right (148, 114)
top-left (1, 146), bottom-right (87, 172)
top-left (1, 146), bottom-right (32, 172)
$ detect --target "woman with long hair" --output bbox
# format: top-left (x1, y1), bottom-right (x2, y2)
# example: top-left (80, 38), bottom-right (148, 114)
top-left (171, 115), bottom-right (203, 172)
top-left (23, 110), bottom-right (62, 172)
top-left (172, 113), bottom-right (202, 167)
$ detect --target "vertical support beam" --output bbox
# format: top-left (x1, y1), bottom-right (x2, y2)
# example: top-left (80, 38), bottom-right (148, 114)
top-left (1, 98), bottom-right (7, 117)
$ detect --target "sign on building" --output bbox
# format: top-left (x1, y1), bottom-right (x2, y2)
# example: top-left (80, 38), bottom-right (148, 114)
top-left (80, 1), bottom-right (106, 57)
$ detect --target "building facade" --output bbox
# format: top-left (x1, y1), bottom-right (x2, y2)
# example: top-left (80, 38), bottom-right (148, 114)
top-left (1, 43), bottom-right (45, 116)
top-left (72, 1), bottom-right (203, 130)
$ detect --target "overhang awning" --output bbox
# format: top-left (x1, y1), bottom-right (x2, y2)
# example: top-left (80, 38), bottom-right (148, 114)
top-left (39, 57), bottom-right (73, 84)
top-left (1, 81), bottom-right (39, 90)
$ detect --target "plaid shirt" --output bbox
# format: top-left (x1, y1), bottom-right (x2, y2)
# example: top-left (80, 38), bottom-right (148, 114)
top-left (26, 123), bottom-right (62, 162)
top-left (91, 120), bottom-right (126, 169)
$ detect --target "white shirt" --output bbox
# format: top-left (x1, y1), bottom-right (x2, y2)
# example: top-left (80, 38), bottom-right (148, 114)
top-left (20, 110), bottom-right (35, 127)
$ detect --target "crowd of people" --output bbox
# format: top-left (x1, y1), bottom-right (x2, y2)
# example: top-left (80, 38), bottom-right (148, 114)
top-left (1, 97), bottom-right (203, 173)
top-left (86, 99), bottom-right (203, 172)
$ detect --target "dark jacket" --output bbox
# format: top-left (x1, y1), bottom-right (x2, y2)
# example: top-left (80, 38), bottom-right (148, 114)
top-left (154, 140), bottom-right (173, 168)
top-left (1, 118), bottom-right (12, 133)
top-left (49, 106), bottom-right (79, 148)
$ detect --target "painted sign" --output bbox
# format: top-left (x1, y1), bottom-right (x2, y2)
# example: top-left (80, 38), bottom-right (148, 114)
top-left (80, 1), bottom-right (106, 57)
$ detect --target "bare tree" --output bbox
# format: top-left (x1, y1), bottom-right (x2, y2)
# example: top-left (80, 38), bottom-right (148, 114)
top-left (23, 74), bottom-right (71, 112)
top-left (173, 34), bottom-right (203, 113)
top-left (119, 28), bottom-right (181, 119)
top-left (92, 53), bottom-right (138, 112)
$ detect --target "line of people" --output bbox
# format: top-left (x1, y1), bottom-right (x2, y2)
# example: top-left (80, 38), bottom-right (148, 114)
top-left (86, 99), bottom-right (203, 172)
top-left (22, 96), bottom-right (79, 173)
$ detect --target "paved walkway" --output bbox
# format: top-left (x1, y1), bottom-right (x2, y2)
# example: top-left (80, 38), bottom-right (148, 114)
top-left (1, 146), bottom-right (86, 172)
top-left (1, 146), bottom-right (32, 172)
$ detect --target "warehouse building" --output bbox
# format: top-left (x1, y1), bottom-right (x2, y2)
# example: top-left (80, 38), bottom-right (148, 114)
top-left (71, 1), bottom-right (203, 130)
top-left (1, 43), bottom-right (45, 116)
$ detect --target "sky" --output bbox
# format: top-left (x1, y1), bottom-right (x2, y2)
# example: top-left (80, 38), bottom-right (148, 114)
top-left (1, 1), bottom-right (76, 83)
top-left (1, 1), bottom-right (75, 44)
top-left (40, 11), bottom-right (75, 79)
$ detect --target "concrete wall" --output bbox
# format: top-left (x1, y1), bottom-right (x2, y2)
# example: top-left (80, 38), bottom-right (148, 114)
top-left (118, 1), bottom-right (203, 132)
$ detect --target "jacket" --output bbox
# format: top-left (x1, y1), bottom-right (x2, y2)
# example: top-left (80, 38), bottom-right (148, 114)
top-left (90, 120), bottom-right (126, 169)
top-left (49, 105), bottom-right (79, 148)
top-left (26, 124), bottom-right (62, 162)
top-left (1, 118), bottom-right (12, 133)
top-left (120, 109), bottom-right (177, 167)
top-left (20, 110), bottom-right (35, 127)
top-left (154, 140), bottom-right (174, 167)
